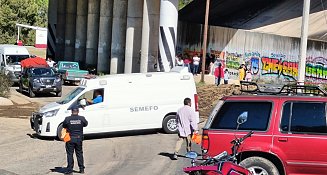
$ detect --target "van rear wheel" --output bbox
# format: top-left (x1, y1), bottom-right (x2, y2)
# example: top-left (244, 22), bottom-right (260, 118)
top-left (240, 157), bottom-right (279, 175)
top-left (162, 115), bottom-right (178, 134)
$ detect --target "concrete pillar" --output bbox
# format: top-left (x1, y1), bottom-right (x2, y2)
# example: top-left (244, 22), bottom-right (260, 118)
top-left (74, 0), bottom-right (88, 67)
top-left (124, 0), bottom-right (143, 73)
top-left (86, 0), bottom-right (100, 69)
top-left (56, 0), bottom-right (66, 60)
top-left (110, 0), bottom-right (127, 74)
top-left (158, 0), bottom-right (178, 72)
top-left (64, 0), bottom-right (77, 61)
top-left (140, 0), bottom-right (160, 73)
top-left (97, 0), bottom-right (113, 74)
top-left (46, 0), bottom-right (57, 59)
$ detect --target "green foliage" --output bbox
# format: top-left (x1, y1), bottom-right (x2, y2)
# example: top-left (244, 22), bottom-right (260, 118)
top-left (0, 0), bottom-right (48, 45)
top-left (0, 73), bottom-right (13, 97)
top-left (179, 0), bottom-right (193, 10)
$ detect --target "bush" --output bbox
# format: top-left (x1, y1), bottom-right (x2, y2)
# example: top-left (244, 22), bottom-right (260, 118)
top-left (0, 73), bottom-right (13, 97)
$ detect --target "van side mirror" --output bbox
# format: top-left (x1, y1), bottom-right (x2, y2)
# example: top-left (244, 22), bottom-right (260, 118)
top-left (79, 99), bottom-right (86, 106)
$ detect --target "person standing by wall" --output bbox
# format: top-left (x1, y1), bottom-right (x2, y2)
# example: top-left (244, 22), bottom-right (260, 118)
top-left (63, 107), bottom-right (88, 174)
top-left (224, 69), bottom-right (229, 84)
top-left (209, 61), bottom-right (214, 75)
top-left (245, 70), bottom-right (252, 82)
top-left (173, 98), bottom-right (198, 160)
top-left (192, 54), bottom-right (200, 75)
top-left (238, 64), bottom-right (246, 81)
top-left (214, 63), bottom-right (224, 86)
top-left (175, 55), bottom-right (184, 66)
top-left (183, 54), bottom-right (192, 73)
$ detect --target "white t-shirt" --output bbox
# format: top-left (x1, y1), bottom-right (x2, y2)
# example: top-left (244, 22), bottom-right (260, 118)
top-left (47, 60), bottom-right (56, 67)
top-left (193, 56), bottom-right (200, 65)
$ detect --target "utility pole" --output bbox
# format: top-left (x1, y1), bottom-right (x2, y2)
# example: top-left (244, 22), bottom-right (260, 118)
top-left (298, 0), bottom-right (310, 85)
top-left (200, 0), bottom-right (210, 83)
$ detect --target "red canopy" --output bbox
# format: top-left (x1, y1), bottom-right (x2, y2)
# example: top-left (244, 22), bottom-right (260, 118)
top-left (20, 57), bottom-right (48, 68)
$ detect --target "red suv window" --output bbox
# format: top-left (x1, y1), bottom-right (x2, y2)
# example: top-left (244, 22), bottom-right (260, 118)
top-left (210, 101), bottom-right (272, 131)
top-left (281, 102), bottom-right (327, 134)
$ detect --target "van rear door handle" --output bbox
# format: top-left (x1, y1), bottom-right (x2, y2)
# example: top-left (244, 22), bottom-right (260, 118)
top-left (278, 137), bottom-right (288, 142)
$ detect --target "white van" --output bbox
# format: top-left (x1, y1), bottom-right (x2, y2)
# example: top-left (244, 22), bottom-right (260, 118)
top-left (0, 45), bottom-right (30, 82)
top-left (30, 67), bottom-right (199, 138)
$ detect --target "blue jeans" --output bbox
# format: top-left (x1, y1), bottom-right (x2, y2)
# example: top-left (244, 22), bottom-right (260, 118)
top-left (193, 65), bottom-right (199, 75)
top-left (185, 64), bottom-right (191, 73)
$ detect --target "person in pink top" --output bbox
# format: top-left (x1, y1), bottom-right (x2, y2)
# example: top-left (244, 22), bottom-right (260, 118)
top-left (183, 55), bottom-right (192, 73)
top-left (173, 98), bottom-right (199, 160)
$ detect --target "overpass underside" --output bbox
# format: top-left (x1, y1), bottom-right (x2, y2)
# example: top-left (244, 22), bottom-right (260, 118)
top-left (47, 0), bottom-right (178, 74)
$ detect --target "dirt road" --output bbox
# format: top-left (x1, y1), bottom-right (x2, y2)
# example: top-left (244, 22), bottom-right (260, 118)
top-left (1, 86), bottom-right (201, 175)
top-left (0, 117), bottom-right (199, 175)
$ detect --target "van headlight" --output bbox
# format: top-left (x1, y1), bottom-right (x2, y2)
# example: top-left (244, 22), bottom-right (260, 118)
top-left (33, 79), bottom-right (40, 83)
top-left (43, 109), bottom-right (59, 117)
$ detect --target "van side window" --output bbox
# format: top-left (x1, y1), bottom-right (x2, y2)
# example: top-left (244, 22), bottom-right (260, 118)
top-left (210, 102), bottom-right (272, 131)
top-left (79, 88), bottom-right (104, 105)
top-left (281, 102), bottom-right (327, 134)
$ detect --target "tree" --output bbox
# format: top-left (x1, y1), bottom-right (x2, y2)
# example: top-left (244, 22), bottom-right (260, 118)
top-left (0, 0), bottom-right (48, 45)
top-left (179, 0), bottom-right (193, 10)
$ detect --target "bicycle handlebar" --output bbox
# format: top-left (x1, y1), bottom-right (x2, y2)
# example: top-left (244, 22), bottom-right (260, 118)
top-left (231, 130), bottom-right (254, 145)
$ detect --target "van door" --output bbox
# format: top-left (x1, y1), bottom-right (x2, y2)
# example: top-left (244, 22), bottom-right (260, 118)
top-left (74, 88), bottom-right (106, 133)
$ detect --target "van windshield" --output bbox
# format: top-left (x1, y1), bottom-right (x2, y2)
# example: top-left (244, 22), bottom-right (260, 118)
top-left (6, 55), bottom-right (29, 64)
top-left (57, 87), bottom-right (85, 104)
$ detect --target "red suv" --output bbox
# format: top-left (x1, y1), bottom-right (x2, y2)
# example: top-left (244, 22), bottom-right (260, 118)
top-left (202, 83), bottom-right (327, 175)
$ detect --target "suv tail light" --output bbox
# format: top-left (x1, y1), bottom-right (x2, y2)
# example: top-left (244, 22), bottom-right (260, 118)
top-left (201, 129), bottom-right (209, 153)
top-left (65, 71), bottom-right (68, 77)
top-left (194, 94), bottom-right (199, 112)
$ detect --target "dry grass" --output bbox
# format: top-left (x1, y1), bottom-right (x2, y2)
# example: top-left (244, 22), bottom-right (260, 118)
top-left (197, 84), bottom-right (241, 118)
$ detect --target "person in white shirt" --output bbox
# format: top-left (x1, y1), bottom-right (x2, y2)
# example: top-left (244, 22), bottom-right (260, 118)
top-left (46, 57), bottom-right (56, 68)
top-left (224, 69), bottom-right (230, 84)
top-left (175, 55), bottom-right (184, 66)
top-left (192, 54), bottom-right (200, 75)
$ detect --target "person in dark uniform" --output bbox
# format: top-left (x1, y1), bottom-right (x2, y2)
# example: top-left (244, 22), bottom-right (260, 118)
top-left (63, 107), bottom-right (88, 174)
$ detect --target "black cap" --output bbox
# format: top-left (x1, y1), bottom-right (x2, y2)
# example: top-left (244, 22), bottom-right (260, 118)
top-left (71, 106), bottom-right (79, 112)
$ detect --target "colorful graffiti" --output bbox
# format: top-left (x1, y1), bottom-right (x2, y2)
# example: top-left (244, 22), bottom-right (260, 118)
top-left (261, 57), bottom-right (298, 80)
top-left (245, 52), bottom-right (260, 75)
top-left (306, 57), bottom-right (327, 82)
top-left (225, 52), bottom-right (242, 70)
top-left (179, 46), bottom-right (327, 83)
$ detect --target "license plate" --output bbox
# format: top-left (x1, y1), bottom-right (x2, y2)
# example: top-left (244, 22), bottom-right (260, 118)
top-left (75, 78), bottom-right (80, 80)
top-left (46, 85), bottom-right (51, 88)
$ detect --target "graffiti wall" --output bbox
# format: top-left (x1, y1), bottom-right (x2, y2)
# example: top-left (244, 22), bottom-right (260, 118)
top-left (177, 21), bottom-right (327, 83)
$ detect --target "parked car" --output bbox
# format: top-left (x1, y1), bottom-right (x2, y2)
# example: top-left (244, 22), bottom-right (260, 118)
top-left (202, 82), bottom-right (327, 175)
top-left (19, 67), bottom-right (62, 97)
top-left (55, 61), bottom-right (88, 84)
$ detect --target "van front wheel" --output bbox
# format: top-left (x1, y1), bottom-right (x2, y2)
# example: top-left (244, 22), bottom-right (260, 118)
top-left (162, 115), bottom-right (178, 134)
top-left (56, 123), bottom-right (64, 141)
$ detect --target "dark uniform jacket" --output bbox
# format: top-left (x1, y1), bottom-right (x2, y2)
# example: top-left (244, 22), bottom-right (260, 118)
top-left (63, 115), bottom-right (88, 140)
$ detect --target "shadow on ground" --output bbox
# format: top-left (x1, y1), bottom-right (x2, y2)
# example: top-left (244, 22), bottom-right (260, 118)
top-left (27, 129), bottom-right (169, 141)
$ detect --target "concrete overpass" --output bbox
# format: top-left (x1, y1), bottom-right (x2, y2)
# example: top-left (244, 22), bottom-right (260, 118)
top-left (47, 0), bottom-right (327, 75)
top-left (179, 0), bottom-right (327, 41)
top-left (47, 0), bottom-right (179, 74)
